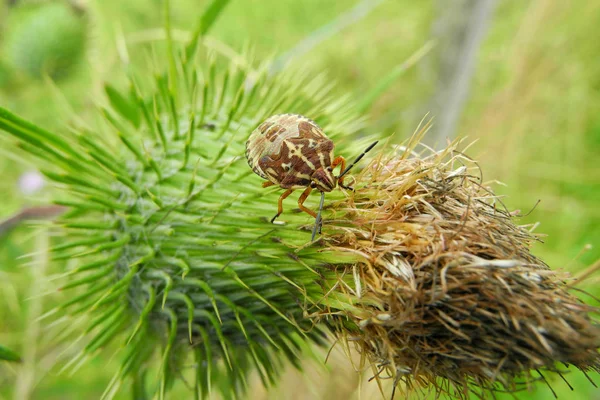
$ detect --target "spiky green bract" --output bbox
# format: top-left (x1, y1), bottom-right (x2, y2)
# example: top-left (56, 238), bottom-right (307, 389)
top-left (0, 48), bottom-right (365, 397)
top-left (2, 2), bottom-right (86, 79)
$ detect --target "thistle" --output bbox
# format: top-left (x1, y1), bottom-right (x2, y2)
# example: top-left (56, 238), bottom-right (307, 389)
top-left (1, 5), bottom-right (599, 400)
top-left (0, 24), bottom-right (372, 396)
top-left (312, 133), bottom-right (600, 398)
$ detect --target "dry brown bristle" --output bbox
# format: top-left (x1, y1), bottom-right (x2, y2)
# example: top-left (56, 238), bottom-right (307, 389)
top-left (311, 131), bottom-right (600, 398)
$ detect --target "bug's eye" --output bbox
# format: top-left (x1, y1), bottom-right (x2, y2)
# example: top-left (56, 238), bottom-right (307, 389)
top-left (310, 182), bottom-right (317, 188)
top-left (326, 166), bottom-right (332, 172)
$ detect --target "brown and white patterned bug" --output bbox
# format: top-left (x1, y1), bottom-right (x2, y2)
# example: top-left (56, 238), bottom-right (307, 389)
top-left (245, 113), bottom-right (377, 239)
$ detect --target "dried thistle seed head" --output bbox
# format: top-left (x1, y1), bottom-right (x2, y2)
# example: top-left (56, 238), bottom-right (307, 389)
top-left (309, 134), bottom-right (600, 399)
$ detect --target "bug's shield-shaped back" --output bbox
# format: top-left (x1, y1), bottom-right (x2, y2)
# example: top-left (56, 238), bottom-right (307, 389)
top-left (246, 114), bottom-right (327, 186)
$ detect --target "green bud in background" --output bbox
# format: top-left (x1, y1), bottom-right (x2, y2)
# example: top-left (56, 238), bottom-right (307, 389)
top-left (2, 1), bottom-right (86, 79)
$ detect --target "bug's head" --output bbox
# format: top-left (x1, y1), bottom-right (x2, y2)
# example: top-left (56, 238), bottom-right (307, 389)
top-left (311, 167), bottom-right (336, 192)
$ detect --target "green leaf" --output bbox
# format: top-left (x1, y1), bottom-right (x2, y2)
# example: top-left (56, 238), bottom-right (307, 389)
top-left (185, 0), bottom-right (232, 61)
top-left (104, 84), bottom-right (141, 128)
top-left (0, 344), bottom-right (21, 362)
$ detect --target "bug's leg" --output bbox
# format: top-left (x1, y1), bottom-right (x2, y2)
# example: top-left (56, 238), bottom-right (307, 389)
top-left (311, 191), bottom-right (326, 241)
top-left (297, 186), bottom-right (317, 218)
top-left (339, 181), bottom-right (354, 190)
top-left (332, 156), bottom-right (352, 189)
top-left (271, 189), bottom-right (294, 223)
top-left (262, 181), bottom-right (276, 188)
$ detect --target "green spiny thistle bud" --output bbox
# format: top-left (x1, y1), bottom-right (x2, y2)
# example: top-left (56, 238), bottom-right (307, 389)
top-left (2, 2), bottom-right (86, 79)
top-left (0, 43), bottom-right (370, 397)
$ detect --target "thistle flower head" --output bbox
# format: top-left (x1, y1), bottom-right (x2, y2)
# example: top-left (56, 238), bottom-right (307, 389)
top-left (313, 128), bottom-right (600, 398)
top-left (1, 19), bottom-right (599, 400)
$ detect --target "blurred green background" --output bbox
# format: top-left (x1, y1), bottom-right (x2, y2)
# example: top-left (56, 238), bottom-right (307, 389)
top-left (0, 0), bottom-right (598, 398)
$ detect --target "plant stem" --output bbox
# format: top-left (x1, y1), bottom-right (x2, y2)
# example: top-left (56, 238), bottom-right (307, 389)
top-left (426, 0), bottom-right (497, 147)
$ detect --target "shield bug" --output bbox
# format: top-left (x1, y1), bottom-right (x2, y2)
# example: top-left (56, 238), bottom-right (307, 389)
top-left (245, 113), bottom-right (377, 239)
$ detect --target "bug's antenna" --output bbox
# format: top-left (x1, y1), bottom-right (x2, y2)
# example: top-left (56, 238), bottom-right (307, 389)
top-left (338, 140), bottom-right (379, 178)
top-left (311, 191), bottom-right (326, 241)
